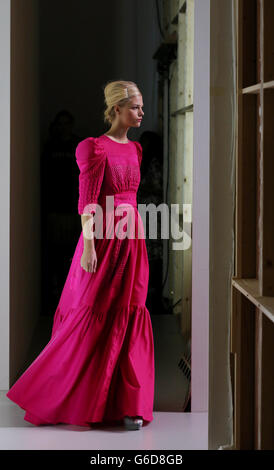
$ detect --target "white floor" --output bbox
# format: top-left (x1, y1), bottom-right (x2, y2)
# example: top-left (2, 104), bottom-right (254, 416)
top-left (0, 391), bottom-right (208, 449)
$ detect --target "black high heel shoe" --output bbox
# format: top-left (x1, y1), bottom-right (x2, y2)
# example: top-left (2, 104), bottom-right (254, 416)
top-left (123, 415), bottom-right (143, 430)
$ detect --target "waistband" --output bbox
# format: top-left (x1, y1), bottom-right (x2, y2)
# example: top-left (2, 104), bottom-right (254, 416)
top-left (101, 191), bottom-right (137, 208)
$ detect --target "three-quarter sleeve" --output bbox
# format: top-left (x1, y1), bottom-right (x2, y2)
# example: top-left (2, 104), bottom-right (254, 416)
top-left (134, 141), bottom-right (143, 167)
top-left (75, 137), bottom-right (107, 215)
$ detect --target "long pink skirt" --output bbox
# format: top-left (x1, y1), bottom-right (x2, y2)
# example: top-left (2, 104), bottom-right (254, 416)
top-left (6, 203), bottom-right (155, 426)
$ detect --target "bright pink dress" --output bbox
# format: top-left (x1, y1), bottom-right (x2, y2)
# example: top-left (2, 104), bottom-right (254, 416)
top-left (6, 134), bottom-right (155, 426)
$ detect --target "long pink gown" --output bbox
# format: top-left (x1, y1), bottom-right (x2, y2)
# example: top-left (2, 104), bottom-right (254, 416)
top-left (6, 134), bottom-right (155, 426)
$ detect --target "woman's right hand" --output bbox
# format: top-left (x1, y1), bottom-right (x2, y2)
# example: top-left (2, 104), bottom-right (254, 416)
top-left (80, 247), bottom-right (97, 273)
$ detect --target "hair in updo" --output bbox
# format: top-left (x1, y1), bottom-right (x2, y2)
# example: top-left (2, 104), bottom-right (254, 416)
top-left (103, 80), bottom-right (141, 125)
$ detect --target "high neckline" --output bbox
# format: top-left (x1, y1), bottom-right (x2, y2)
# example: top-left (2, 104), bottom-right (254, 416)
top-left (102, 134), bottom-right (131, 145)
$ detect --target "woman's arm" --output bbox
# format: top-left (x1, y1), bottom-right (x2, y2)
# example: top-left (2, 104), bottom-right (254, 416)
top-left (80, 214), bottom-right (97, 272)
top-left (75, 138), bottom-right (106, 272)
top-left (81, 214), bottom-right (95, 252)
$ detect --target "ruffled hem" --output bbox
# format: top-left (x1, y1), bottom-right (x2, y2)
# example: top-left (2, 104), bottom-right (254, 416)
top-left (21, 408), bottom-right (154, 428)
top-left (6, 302), bottom-right (154, 428)
top-left (5, 401), bottom-right (153, 428)
top-left (6, 391), bottom-right (154, 428)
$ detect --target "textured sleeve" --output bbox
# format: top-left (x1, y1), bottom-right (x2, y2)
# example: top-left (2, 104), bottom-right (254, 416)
top-left (134, 141), bottom-right (143, 168)
top-left (75, 137), bottom-right (107, 215)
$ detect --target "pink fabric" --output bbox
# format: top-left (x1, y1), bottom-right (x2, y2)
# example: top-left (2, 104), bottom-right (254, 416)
top-left (6, 134), bottom-right (155, 427)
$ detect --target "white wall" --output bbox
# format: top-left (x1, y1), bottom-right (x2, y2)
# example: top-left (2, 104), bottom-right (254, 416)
top-left (192, 0), bottom-right (210, 414)
top-left (0, 0), bottom-right (11, 389)
top-left (192, 0), bottom-right (234, 449)
top-left (208, 0), bottom-right (235, 449)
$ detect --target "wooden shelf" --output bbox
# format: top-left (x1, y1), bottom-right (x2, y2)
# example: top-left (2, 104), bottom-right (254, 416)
top-left (232, 0), bottom-right (274, 449)
top-left (241, 80), bottom-right (274, 94)
top-left (242, 83), bottom-right (261, 94)
top-left (232, 277), bottom-right (274, 324)
top-left (263, 80), bottom-right (274, 89)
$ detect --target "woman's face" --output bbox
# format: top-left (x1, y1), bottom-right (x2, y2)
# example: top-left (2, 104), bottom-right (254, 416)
top-left (115, 94), bottom-right (144, 128)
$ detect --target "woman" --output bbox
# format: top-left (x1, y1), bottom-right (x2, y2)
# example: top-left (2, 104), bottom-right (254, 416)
top-left (6, 80), bottom-right (155, 432)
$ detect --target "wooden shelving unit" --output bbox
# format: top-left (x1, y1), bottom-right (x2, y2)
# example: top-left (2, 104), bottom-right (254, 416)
top-left (231, 0), bottom-right (274, 449)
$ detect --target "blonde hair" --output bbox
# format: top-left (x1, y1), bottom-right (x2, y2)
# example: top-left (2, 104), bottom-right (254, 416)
top-left (103, 80), bottom-right (141, 125)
